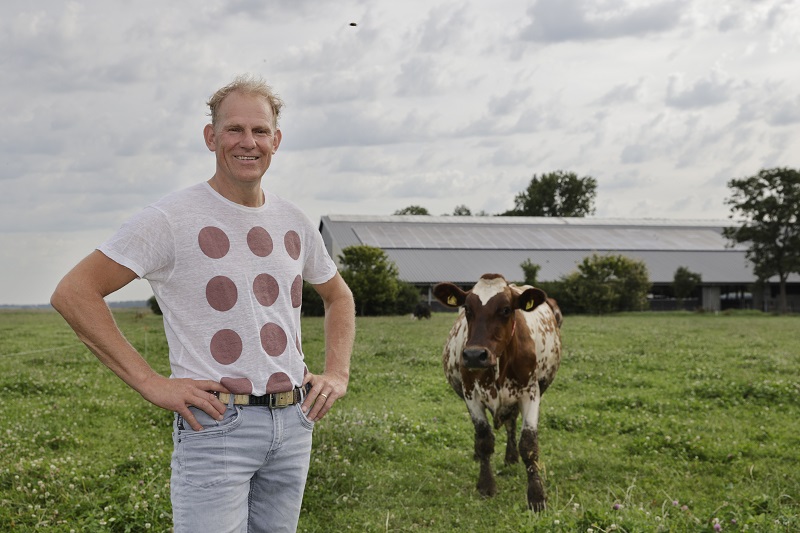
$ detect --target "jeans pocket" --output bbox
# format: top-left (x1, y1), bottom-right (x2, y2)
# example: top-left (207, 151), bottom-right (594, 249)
top-left (175, 406), bottom-right (242, 488)
top-left (294, 403), bottom-right (315, 431)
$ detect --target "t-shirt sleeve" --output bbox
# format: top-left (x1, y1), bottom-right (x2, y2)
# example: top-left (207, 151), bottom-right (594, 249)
top-left (98, 206), bottom-right (175, 281)
top-left (301, 219), bottom-right (338, 286)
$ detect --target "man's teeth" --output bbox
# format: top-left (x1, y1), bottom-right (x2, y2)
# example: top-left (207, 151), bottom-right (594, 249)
top-left (236, 156), bottom-right (258, 160)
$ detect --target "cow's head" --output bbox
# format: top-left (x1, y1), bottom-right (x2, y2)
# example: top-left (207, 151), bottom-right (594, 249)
top-left (434, 274), bottom-right (547, 370)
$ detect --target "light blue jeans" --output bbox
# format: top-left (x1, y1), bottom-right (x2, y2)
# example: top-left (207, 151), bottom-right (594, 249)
top-left (170, 402), bottom-right (314, 533)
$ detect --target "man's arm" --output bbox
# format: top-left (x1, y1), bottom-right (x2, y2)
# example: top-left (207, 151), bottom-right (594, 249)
top-left (301, 272), bottom-right (355, 421)
top-left (51, 250), bottom-right (227, 431)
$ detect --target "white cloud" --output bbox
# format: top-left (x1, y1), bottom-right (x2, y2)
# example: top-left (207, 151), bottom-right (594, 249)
top-left (520, 0), bottom-right (686, 43)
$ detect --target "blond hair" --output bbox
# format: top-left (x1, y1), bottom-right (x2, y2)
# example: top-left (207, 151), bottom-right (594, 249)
top-left (207, 74), bottom-right (284, 127)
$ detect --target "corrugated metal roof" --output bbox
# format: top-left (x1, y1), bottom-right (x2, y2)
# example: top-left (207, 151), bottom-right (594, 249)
top-left (381, 249), bottom-right (754, 284)
top-left (318, 214), bottom-right (791, 285)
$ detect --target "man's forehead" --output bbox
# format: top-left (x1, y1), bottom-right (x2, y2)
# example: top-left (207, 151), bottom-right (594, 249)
top-left (217, 92), bottom-right (275, 125)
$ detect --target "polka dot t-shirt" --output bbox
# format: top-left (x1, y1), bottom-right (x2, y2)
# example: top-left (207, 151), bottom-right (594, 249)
top-left (99, 183), bottom-right (337, 396)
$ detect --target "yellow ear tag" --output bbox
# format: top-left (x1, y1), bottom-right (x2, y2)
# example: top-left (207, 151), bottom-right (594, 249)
top-left (525, 300), bottom-right (534, 311)
top-left (447, 295), bottom-right (457, 306)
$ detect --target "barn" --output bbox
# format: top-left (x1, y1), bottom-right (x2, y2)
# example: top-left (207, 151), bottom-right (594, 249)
top-left (319, 214), bottom-right (800, 312)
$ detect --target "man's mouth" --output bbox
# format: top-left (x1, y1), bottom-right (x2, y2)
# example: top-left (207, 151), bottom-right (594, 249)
top-left (235, 156), bottom-right (258, 161)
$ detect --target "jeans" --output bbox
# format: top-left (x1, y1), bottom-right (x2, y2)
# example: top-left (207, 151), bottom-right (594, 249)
top-left (170, 401), bottom-right (314, 533)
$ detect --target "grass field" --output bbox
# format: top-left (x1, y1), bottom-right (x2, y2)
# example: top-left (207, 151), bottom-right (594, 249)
top-left (1, 309), bottom-right (798, 532)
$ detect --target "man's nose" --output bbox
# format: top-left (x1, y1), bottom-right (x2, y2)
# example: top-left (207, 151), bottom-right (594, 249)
top-left (239, 130), bottom-right (257, 147)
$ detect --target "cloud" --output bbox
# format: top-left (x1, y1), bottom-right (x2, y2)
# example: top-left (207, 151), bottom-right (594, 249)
top-left (596, 79), bottom-right (644, 105)
top-left (520, 0), bottom-right (686, 43)
top-left (665, 70), bottom-right (733, 109)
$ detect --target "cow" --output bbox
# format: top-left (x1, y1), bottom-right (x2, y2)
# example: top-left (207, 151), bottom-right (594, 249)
top-left (433, 273), bottom-right (562, 511)
top-left (413, 301), bottom-right (432, 320)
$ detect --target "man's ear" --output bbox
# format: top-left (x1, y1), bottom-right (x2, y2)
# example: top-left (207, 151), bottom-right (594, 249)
top-left (203, 123), bottom-right (216, 152)
top-left (433, 283), bottom-right (467, 308)
top-left (272, 129), bottom-right (282, 153)
top-left (516, 287), bottom-right (547, 312)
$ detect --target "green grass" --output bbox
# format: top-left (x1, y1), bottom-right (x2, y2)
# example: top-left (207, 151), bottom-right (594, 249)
top-left (1, 309), bottom-right (798, 532)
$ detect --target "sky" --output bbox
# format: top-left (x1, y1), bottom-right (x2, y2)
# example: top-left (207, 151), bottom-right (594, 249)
top-left (2, 0), bottom-right (800, 305)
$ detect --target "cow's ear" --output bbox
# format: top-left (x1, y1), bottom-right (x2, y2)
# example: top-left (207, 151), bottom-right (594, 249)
top-left (516, 287), bottom-right (547, 312)
top-left (433, 283), bottom-right (467, 308)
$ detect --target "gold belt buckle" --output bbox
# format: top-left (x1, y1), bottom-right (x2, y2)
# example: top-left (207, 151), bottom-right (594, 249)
top-left (273, 390), bottom-right (293, 408)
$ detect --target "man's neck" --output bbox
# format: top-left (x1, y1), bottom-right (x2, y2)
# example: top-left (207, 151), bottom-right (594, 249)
top-left (207, 176), bottom-right (265, 207)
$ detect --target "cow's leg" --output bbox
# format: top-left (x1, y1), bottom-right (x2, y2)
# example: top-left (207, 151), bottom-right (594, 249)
top-left (503, 407), bottom-right (519, 465)
top-left (466, 400), bottom-right (496, 498)
top-left (519, 388), bottom-right (546, 511)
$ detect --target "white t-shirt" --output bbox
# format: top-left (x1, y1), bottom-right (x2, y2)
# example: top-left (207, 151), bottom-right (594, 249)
top-left (99, 183), bottom-right (337, 396)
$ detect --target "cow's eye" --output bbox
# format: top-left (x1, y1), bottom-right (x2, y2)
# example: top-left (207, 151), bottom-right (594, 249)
top-left (463, 306), bottom-right (473, 319)
top-left (501, 306), bottom-right (513, 318)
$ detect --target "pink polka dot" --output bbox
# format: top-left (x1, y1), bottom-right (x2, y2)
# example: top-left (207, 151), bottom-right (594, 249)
top-left (291, 275), bottom-right (302, 308)
top-left (266, 372), bottom-right (293, 394)
top-left (220, 377), bottom-right (252, 395)
top-left (253, 274), bottom-right (279, 307)
top-left (260, 323), bottom-right (287, 356)
top-left (198, 227), bottom-right (230, 259)
top-left (247, 226), bottom-right (273, 257)
top-left (210, 329), bottom-right (242, 365)
top-left (206, 276), bottom-right (238, 312)
top-left (284, 231), bottom-right (301, 260)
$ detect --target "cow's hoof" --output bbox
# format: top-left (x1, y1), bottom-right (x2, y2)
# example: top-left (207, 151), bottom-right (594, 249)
top-left (528, 499), bottom-right (546, 512)
top-left (504, 450), bottom-right (519, 465)
top-left (477, 481), bottom-right (497, 498)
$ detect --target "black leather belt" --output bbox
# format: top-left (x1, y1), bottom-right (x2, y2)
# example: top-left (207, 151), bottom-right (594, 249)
top-left (215, 384), bottom-right (309, 407)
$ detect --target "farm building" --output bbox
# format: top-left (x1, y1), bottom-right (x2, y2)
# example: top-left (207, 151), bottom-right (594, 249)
top-left (319, 215), bottom-right (800, 312)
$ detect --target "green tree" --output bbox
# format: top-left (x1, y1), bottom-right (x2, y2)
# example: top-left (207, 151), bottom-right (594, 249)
top-left (393, 205), bottom-right (430, 215)
top-left (673, 266), bottom-right (702, 307)
top-left (520, 259), bottom-right (541, 285)
top-left (560, 254), bottom-right (650, 314)
top-left (503, 170), bottom-right (597, 217)
top-left (147, 295), bottom-right (162, 315)
top-left (724, 167), bottom-right (800, 314)
top-left (339, 245), bottom-right (401, 316)
top-left (452, 205), bottom-right (472, 216)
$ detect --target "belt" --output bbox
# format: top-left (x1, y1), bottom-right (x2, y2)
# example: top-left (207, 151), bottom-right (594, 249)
top-left (216, 385), bottom-right (308, 408)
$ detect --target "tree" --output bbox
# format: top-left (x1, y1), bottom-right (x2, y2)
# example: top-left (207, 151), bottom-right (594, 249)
top-left (147, 295), bottom-right (162, 315)
top-left (339, 245), bottom-right (401, 316)
top-left (673, 266), bottom-right (701, 307)
top-left (503, 170), bottom-right (597, 217)
top-left (520, 259), bottom-right (541, 285)
top-left (452, 204), bottom-right (472, 216)
top-left (560, 254), bottom-right (650, 314)
top-left (394, 205), bottom-right (430, 215)
top-left (724, 167), bottom-right (800, 314)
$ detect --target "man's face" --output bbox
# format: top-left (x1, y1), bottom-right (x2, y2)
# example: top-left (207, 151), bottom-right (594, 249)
top-left (204, 91), bottom-right (282, 186)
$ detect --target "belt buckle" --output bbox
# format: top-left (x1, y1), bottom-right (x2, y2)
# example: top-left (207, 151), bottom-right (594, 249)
top-left (272, 390), bottom-right (293, 408)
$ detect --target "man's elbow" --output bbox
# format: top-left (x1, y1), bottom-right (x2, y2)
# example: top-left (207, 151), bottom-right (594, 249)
top-left (50, 278), bottom-right (72, 315)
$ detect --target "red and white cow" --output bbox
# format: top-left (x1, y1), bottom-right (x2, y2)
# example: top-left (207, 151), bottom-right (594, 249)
top-left (434, 273), bottom-right (562, 511)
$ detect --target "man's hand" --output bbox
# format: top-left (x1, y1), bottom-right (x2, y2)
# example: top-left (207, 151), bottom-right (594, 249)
top-left (301, 372), bottom-right (348, 422)
top-left (139, 375), bottom-right (229, 431)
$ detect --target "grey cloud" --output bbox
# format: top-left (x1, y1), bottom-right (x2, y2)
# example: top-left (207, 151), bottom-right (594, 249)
top-left (488, 89), bottom-right (532, 115)
top-left (520, 0), bottom-right (685, 43)
top-left (596, 80), bottom-right (643, 105)
top-left (665, 72), bottom-right (732, 109)
top-left (766, 95), bottom-right (800, 126)
top-left (620, 144), bottom-right (649, 164)
top-left (395, 56), bottom-right (448, 97)
top-left (416, 2), bottom-right (473, 53)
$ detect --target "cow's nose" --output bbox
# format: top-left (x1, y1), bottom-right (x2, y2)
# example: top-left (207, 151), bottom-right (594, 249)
top-left (463, 347), bottom-right (490, 368)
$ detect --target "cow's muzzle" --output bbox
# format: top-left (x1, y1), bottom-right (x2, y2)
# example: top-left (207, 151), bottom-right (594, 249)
top-left (462, 346), bottom-right (495, 369)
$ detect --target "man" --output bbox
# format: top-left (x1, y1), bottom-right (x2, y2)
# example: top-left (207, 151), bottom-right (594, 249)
top-left (51, 74), bottom-right (355, 533)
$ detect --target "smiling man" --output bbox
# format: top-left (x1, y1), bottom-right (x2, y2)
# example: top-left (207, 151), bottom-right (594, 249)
top-left (51, 75), bottom-right (355, 533)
